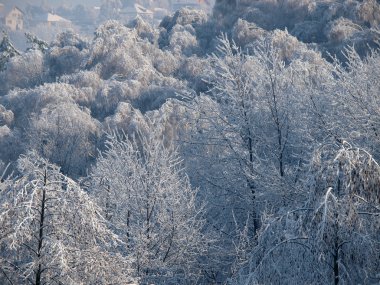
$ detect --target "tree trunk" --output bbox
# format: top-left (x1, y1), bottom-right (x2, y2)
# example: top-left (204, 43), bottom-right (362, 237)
top-left (35, 169), bottom-right (47, 285)
top-left (333, 242), bottom-right (339, 285)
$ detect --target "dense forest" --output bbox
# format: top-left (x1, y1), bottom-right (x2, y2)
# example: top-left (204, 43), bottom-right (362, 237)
top-left (0, 0), bottom-right (380, 284)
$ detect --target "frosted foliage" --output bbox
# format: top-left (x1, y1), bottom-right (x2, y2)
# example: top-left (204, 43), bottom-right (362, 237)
top-left (331, 48), bottom-right (380, 158)
top-left (60, 71), bottom-right (142, 118)
top-left (171, 8), bottom-right (207, 27)
top-left (291, 20), bottom-right (323, 43)
top-left (179, 93), bottom-right (258, 280)
top-left (86, 20), bottom-right (152, 80)
top-left (206, 35), bottom-right (315, 196)
top-left (0, 32), bottom-right (20, 72)
top-left (214, 0), bottom-right (379, 58)
top-left (60, 70), bottom-right (103, 91)
top-left (178, 35), bottom-right (332, 281)
top-left (266, 29), bottom-right (322, 63)
top-left (145, 98), bottom-right (194, 146)
top-left (127, 16), bottom-right (158, 43)
top-left (90, 129), bottom-right (207, 284)
top-left (0, 125), bottom-right (11, 139)
top-left (358, 0), bottom-right (380, 27)
top-left (0, 4), bottom-right (380, 284)
top-left (47, 46), bottom-right (87, 78)
top-left (0, 113), bottom-right (17, 162)
top-left (0, 105), bottom-right (14, 126)
top-left (103, 102), bottom-right (148, 135)
top-left (28, 103), bottom-right (99, 176)
top-left (60, 71), bottom-right (104, 110)
top-left (95, 80), bottom-right (142, 117)
top-left (327, 17), bottom-right (361, 43)
top-left (231, 145), bottom-right (380, 284)
top-left (53, 30), bottom-right (88, 50)
top-left (151, 49), bottom-right (179, 75)
top-left (160, 8), bottom-right (207, 32)
top-left (133, 83), bottom-right (185, 113)
top-left (179, 56), bottom-right (209, 80)
top-left (2, 83), bottom-right (77, 127)
top-left (178, 56), bottom-right (210, 91)
top-left (44, 31), bottom-right (89, 78)
top-left (169, 24), bottom-right (199, 55)
top-left (25, 33), bottom-right (48, 53)
top-left (159, 8), bottom-right (208, 53)
top-left (304, 146), bottom-right (380, 284)
top-left (232, 19), bottom-right (266, 49)
top-left (0, 152), bottom-right (134, 285)
top-left (229, 212), bottom-right (314, 285)
top-left (0, 50), bottom-right (44, 93)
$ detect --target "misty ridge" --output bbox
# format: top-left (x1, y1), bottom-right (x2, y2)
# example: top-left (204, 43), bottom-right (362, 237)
top-left (0, 0), bottom-right (379, 284)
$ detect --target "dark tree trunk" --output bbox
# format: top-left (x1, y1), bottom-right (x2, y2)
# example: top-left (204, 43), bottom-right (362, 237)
top-left (35, 169), bottom-right (47, 285)
top-left (333, 242), bottom-right (339, 285)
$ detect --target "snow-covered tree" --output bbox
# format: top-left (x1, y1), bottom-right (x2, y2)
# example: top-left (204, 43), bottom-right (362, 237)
top-left (187, 34), bottom-right (315, 236)
top-left (0, 152), bottom-right (134, 285)
top-left (0, 32), bottom-right (20, 72)
top-left (230, 143), bottom-right (380, 284)
top-left (28, 102), bottom-right (100, 177)
top-left (0, 83), bottom-right (101, 175)
top-left (0, 105), bottom-right (13, 127)
top-left (89, 127), bottom-right (208, 284)
top-left (85, 21), bottom-right (145, 79)
top-left (168, 24), bottom-right (199, 56)
top-left (0, 4), bottom-right (379, 284)
top-left (103, 101), bottom-right (148, 135)
top-left (25, 33), bottom-right (49, 53)
top-left (177, 33), bottom-right (332, 281)
top-left (304, 144), bottom-right (380, 284)
top-left (159, 7), bottom-right (208, 54)
top-left (0, 49), bottom-right (45, 93)
top-left (329, 46), bottom-right (380, 159)
top-left (46, 31), bottom-right (89, 79)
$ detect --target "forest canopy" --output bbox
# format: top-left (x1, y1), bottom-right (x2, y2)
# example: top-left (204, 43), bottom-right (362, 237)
top-left (0, 0), bottom-right (379, 284)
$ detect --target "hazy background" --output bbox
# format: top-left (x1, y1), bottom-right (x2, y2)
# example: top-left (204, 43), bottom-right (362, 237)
top-left (0, 0), bottom-right (215, 49)
top-left (2, 0), bottom-right (102, 8)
